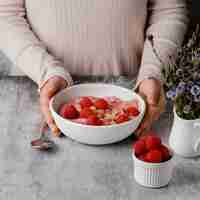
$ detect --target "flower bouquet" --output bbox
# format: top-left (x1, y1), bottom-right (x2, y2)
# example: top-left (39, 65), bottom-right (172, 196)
top-left (163, 25), bottom-right (200, 120)
top-left (149, 25), bottom-right (200, 120)
top-left (148, 25), bottom-right (200, 157)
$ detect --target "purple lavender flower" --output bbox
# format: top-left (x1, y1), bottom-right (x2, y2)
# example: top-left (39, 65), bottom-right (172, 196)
top-left (183, 105), bottom-right (191, 114)
top-left (186, 81), bottom-right (194, 91)
top-left (166, 89), bottom-right (176, 100)
top-left (176, 82), bottom-right (186, 94)
top-left (190, 85), bottom-right (200, 96)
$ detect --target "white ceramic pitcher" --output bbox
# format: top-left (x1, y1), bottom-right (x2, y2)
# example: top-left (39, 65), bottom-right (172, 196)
top-left (169, 110), bottom-right (200, 157)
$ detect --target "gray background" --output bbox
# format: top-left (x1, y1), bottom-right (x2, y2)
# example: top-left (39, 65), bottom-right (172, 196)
top-left (1, 77), bottom-right (200, 200)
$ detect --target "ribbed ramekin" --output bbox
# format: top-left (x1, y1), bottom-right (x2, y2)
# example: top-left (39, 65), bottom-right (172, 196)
top-left (132, 145), bottom-right (174, 188)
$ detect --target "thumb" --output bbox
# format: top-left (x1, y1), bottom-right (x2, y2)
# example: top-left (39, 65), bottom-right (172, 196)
top-left (146, 90), bottom-right (160, 106)
top-left (40, 80), bottom-right (65, 136)
top-left (40, 92), bottom-right (61, 136)
top-left (139, 79), bottom-right (161, 106)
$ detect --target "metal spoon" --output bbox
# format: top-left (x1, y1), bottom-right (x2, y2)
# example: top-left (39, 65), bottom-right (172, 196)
top-left (31, 122), bottom-right (56, 150)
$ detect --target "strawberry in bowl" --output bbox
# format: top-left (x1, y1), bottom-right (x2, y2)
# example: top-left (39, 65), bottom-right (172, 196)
top-left (49, 83), bottom-right (146, 145)
top-left (58, 95), bottom-right (140, 126)
top-left (132, 131), bottom-right (174, 188)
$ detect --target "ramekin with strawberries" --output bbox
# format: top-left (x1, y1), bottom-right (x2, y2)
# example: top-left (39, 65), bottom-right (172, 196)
top-left (132, 132), bottom-right (174, 188)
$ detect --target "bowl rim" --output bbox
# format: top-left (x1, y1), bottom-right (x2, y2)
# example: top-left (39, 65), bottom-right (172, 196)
top-left (49, 83), bottom-right (146, 129)
top-left (132, 143), bottom-right (174, 166)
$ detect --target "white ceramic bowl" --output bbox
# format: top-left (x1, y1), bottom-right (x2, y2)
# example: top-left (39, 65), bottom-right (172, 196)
top-left (132, 145), bottom-right (174, 188)
top-left (50, 83), bottom-right (146, 145)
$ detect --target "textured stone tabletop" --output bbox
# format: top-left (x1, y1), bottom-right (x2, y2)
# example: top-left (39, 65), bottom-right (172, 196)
top-left (1, 77), bottom-right (200, 200)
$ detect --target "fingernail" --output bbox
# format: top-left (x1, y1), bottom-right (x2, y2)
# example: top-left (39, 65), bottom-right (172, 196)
top-left (135, 130), bottom-right (141, 138)
top-left (50, 124), bottom-right (61, 137)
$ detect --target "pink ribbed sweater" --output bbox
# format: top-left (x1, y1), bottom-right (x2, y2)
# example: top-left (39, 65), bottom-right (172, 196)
top-left (0, 0), bottom-right (188, 87)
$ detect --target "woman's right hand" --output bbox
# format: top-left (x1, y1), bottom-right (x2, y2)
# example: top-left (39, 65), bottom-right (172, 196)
top-left (39, 76), bottom-right (68, 136)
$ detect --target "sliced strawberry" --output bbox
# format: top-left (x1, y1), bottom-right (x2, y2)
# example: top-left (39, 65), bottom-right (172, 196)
top-left (145, 134), bottom-right (161, 151)
top-left (80, 97), bottom-right (93, 108)
top-left (94, 98), bottom-right (109, 110)
top-left (96, 119), bottom-right (103, 126)
top-left (146, 149), bottom-right (163, 163)
top-left (96, 109), bottom-right (106, 118)
top-left (59, 104), bottom-right (79, 119)
top-left (101, 119), bottom-right (113, 125)
top-left (159, 145), bottom-right (170, 161)
top-left (114, 113), bottom-right (129, 124)
top-left (79, 107), bottom-right (95, 118)
top-left (133, 140), bottom-right (147, 156)
top-left (86, 115), bottom-right (103, 126)
top-left (126, 106), bottom-right (140, 117)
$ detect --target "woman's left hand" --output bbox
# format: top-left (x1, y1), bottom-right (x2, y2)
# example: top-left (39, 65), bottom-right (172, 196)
top-left (135, 78), bottom-right (166, 137)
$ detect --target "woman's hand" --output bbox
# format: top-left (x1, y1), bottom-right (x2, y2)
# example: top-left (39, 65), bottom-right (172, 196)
top-left (135, 78), bottom-right (165, 137)
top-left (40, 76), bottom-right (68, 136)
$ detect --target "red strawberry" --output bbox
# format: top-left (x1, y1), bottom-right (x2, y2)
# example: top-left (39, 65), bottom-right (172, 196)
top-left (80, 97), bottom-right (93, 108)
top-left (94, 98), bottom-right (109, 110)
top-left (114, 113), bottom-right (129, 124)
top-left (86, 115), bottom-right (103, 126)
top-left (59, 104), bottom-right (79, 119)
top-left (96, 119), bottom-right (103, 126)
top-left (133, 140), bottom-right (147, 156)
top-left (146, 149), bottom-right (163, 163)
top-left (145, 135), bottom-right (161, 151)
top-left (79, 107), bottom-right (95, 118)
top-left (160, 145), bottom-right (170, 161)
top-left (138, 154), bottom-right (149, 162)
top-left (126, 106), bottom-right (140, 117)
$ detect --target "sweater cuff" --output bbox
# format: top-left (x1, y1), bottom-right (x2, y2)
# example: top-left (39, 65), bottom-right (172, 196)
top-left (134, 64), bottom-right (163, 91)
top-left (38, 66), bottom-right (73, 92)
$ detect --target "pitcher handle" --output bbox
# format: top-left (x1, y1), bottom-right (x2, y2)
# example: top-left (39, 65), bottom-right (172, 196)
top-left (194, 122), bottom-right (200, 152)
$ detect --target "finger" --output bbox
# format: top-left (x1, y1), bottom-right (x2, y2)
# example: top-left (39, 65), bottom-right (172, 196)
top-left (147, 94), bottom-right (160, 107)
top-left (135, 118), bottom-right (152, 138)
top-left (135, 110), bottom-right (148, 137)
top-left (158, 89), bottom-right (166, 114)
top-left (40, 92), bottom-right (61, 136)
top-left (147, 95), bottom-right (164, 122)
top-left (136, 127), bottom-right (151, 138)
top-left (40, 97), bottom-right (57, 136)
top-left (135, 104), bottom-right (159, 137)
top-left (139, 80), bottom-right (161, 106)
top-left (149, 105), bottom-right (161, 121)
top-left (135, 109), bottom-right (152, 136)
top-left (145, 87), bottom-right (161, 106)
top-left (39, 77), bottom-right (68, 136)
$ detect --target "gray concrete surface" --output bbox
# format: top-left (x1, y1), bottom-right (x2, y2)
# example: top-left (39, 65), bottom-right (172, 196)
top-left (1, 77), bottom-right (200, 200)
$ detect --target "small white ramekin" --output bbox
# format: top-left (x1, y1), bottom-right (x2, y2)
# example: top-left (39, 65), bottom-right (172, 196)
top-left (132, 145), bottom-right (175, 188)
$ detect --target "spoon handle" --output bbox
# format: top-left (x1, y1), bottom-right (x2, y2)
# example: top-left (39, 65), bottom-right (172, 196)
top-left (31, 121), bottom-right (55, 150)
